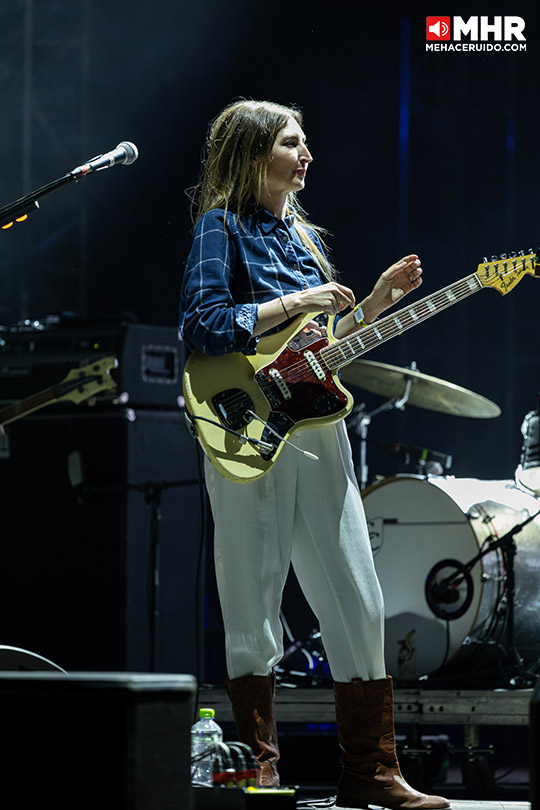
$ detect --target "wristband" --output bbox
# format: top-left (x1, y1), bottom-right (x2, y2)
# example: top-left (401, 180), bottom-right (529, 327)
top-left (353, 304), bottom-right (367, 327)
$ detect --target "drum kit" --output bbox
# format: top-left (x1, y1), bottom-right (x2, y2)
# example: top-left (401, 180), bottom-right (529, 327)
top-left (339, 357), bottom-right (540, 688)
top-left (276, 357), bottom-right (540, 689)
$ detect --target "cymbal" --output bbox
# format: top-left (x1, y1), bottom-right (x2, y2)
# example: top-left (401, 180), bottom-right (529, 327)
top-left (340, 359), bottom-right (501, 418)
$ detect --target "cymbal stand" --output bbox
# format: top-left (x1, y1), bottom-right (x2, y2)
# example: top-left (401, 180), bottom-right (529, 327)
top-left (349, 371), bottom-right (414, 490)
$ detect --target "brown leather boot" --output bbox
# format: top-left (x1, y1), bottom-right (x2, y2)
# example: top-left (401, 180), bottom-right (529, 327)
top-left (226, 673), bottom-right (280, 787)
top-left (333, 676), bottom-right (450, 809)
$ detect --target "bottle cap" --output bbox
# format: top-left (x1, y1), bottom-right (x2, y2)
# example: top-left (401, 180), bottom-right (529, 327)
top-left (199, 707), bottom-right (215, 718)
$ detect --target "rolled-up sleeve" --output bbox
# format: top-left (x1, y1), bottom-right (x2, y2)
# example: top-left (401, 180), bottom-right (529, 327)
top-left (179, 210), bottom-right (259, 356)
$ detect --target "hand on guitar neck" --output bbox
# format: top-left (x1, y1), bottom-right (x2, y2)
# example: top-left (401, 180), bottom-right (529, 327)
top-left (254, 254), bottom-right (422, 340)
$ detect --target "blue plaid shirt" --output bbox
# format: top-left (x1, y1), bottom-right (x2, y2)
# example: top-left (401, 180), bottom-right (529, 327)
top-left (179, 207), bottom-right (327, 356)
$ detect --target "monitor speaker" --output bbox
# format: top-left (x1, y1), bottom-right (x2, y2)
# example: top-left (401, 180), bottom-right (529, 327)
top-left (0, 671), bottom-right (196, 810)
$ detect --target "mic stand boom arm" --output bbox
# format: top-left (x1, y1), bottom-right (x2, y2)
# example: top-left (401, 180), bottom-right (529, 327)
top-left (0, 141), bottom-right (138, 228)
top-left (437, 507), bottom-right (540, 683)
top-left (0, 172), bottom-right (79, 228)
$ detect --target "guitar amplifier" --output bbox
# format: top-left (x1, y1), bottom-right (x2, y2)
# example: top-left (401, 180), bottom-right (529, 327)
top-left (0, 322), bottom-right (185, 409)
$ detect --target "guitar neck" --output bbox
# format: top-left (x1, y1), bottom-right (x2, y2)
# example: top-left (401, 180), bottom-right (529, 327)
top-left (322, 272), bottom-right (483, 371)
top-left (0, 387), bottom-right (57, 425)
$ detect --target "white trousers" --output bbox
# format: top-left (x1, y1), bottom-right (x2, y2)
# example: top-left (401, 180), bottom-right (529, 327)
top-left (204, 420), bottom-right (386, 683)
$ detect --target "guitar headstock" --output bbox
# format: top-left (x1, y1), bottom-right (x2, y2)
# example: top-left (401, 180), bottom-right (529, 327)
top-left (476, 249), bottom-right (539, 295)
top-left (59, 356), bottom-right (118, 404)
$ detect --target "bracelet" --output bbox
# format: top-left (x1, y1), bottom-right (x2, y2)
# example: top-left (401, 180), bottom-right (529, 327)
top-left (280, 297), bottom-right (289, 318)
top-left (353, 304), bottom-right (367, 327)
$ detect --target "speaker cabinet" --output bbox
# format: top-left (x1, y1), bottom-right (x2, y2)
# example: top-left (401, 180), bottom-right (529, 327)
top-left (531, 679), bottom-right (540, 810)
top-left (0, 671), bottom-right (196, 810)
top-left (0, 408), bottom-right (203, 674)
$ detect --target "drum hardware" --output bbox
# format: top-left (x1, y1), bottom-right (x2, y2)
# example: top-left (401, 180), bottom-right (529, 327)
top-left (517, 403), bottom-right (540, 495)
top-left (277, 611), bottom-right (331, 687)
top-left (363, 476), bottom-right (540, 684)
top-left (348, 361), bottom-right (420, 489)
top-left (372, 440), bottom-right (452, 478)
top-left (340, 358), bottom-right (502, 418)
top-left (344, 359), bottom-right (500, 489)
top-left (425, 559), bottom-right (475, 621)
top-left (428, 503), bottom-right (540, 686)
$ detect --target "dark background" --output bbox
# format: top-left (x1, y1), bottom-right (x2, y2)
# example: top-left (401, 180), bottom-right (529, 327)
top-left (1, 2), bottom-right (539, 680)
top-left (2, 2), bottom-right (538, 484)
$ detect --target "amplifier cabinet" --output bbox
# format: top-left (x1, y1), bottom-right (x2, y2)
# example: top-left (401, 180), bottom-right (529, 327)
top-left (0, 408), bottom-right (203, 674)
top-left (0, 322), bottom-right (185, 408)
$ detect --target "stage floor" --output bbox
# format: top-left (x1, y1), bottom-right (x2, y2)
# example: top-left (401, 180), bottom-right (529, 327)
top-left (297, 799), bottom-right (531, 810)
top-left (200, 685), bottom-right (532, 804)
top-left (201, 685), bottom-right (532, 727)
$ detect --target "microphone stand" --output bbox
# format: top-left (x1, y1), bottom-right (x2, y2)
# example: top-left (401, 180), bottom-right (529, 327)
top-left (433, 507), bottom-right (540, 686)
top-left (0, 142), bottom-right (136, 228)
top-left (0, 172), bottom-right (80, 228)
top-left (79, 477), bottom-right (199, 672)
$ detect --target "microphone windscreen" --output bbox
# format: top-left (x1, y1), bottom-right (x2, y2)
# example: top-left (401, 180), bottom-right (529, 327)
top-left (117, 141), bottom-right (138, 165)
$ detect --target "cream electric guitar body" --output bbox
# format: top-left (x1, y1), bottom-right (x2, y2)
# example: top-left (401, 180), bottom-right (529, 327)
top-left (183, 251), bottom-right (539, 483)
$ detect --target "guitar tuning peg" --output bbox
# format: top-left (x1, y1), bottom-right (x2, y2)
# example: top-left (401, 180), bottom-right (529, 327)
top-left (499, 253), bottom-right (508, 259)
top-left (509, 251), bottom-right (517, 258)
top-left (491, 255), bottom-right (498, 261)
top-left (482, 257), bottom-right (489, 263)
top-left (518, 249), bottom-right (525, 255)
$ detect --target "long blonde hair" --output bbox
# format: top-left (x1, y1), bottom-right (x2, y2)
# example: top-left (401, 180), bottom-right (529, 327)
top-left (187, 99), bottom-right (335, 280)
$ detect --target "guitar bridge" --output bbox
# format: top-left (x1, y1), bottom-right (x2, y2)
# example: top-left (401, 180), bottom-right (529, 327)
top-left (212, 389), bottom-right (254, 431)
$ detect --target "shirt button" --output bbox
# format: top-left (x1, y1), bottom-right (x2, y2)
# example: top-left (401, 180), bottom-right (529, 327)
top-left (283, 234), bottom-right (289, 242)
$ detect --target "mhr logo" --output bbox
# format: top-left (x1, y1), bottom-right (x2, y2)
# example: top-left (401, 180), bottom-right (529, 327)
top-left (426, 16), bottom-right (525, 41)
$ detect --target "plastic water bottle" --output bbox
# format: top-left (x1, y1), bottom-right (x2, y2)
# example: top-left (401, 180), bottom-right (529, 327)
top-left (191, 707), bottom-right (223, 786)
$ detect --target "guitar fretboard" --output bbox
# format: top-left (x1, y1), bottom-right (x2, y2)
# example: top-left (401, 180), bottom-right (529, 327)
top-left (0, 389), bottom-right (56, 425)
top-left (321, 272), bottom-right (483, 371)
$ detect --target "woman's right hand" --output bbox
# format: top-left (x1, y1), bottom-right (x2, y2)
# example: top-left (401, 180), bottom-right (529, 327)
top-left (288, 282), bottom-right (356, 317)
top-left (254, 282), bottom-right (356, 338)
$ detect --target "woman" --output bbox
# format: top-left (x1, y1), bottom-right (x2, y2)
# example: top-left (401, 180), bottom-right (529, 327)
top-left (179, 99), bottom-right (449, 810)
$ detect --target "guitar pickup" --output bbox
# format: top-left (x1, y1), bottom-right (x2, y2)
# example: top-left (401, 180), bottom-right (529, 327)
top-left (268, 368), bottom-right (291, 399)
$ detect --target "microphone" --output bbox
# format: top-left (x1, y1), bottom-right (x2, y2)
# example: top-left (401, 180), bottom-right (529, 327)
top-left (425, 559), bottom-right (474, 621)
top-left (429, 582), bottom-right (461, 604)
top-left (71, 141), bottom-right (138, 177)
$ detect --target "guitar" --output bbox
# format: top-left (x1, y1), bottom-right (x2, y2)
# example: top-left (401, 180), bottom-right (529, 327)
top-left (183, 251), bottom-right (539, 483)
top-left (0, 357), bottom-right (118, 427)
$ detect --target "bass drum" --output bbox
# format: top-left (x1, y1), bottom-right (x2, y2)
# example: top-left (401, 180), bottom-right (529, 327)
top-left (362, 476), bottom-right (540, 682)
